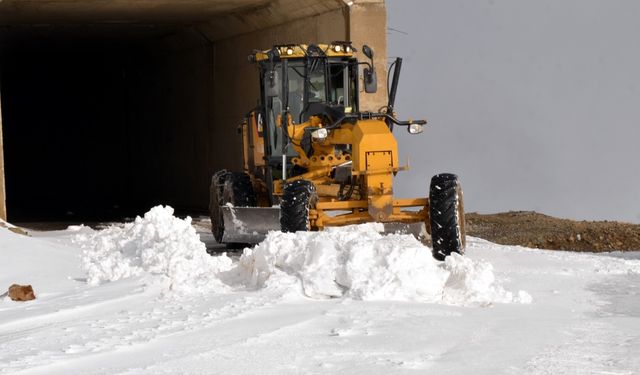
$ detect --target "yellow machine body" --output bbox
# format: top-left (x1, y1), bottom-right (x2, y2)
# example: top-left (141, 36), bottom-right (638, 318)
top-left (214, 42), bottom-right (465, 260)
top-left (240, 111), bottom-right (429, 232)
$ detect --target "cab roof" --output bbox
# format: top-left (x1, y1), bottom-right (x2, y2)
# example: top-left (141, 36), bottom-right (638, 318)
top-left (250, 42), bottom-right (356, 63)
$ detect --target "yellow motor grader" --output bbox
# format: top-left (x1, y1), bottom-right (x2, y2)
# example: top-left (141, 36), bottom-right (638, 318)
top-left (210, 42), bottom-right (465, 260)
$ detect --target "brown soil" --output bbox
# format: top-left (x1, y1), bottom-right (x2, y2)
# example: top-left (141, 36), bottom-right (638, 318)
top-left (465, 211), bottom-right (640, 252)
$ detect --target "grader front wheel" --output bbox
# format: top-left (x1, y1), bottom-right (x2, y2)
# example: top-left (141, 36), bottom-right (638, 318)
top-left (429, 173), bottom-right (466, 260)
top-left (280, 180), bottom-right (318, 232)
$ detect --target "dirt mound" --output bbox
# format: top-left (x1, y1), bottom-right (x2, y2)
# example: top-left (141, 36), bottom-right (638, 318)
top-left (465, 211), bottom-right (640, 252)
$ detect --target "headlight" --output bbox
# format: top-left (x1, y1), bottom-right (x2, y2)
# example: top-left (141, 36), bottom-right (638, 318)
top-left (311, 128), bottom-right (328, 141)
top-left (408, 123), bottom-right (423, 134)
top-left (333, 45), bottom-right (342, 53)
top-left (286, 47), bottom-right (294, 55)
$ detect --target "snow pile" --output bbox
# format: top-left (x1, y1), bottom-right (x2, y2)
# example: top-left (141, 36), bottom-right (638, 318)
top-left (74, 206), bottom-right (529, 304)
top-left (592, 255), bottom-right (640, 275)
top-left (235, 224), bottom-right (530, 305)
top-left (75, 206), bottom-right (232, 292)
top-left (442, 253), bottom-right (531, 304)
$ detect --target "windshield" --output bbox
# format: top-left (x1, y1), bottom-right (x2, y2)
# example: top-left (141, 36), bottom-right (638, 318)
top-left (307, 62), bottom-right (326, 105)
top-left (264, 62), bottom-right (305, 159)
top-left (327, 62), bottom-right (355, 112)
top-left (261, 58), bottom-right (357, 158)
top-left (287, 62), bottom-right (305, 124)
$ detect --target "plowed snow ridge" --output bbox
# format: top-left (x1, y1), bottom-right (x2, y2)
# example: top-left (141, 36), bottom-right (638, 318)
top-left (76, 206), bottom-right (530, 305)
top-left (74, 206), bottom-right (233, 293)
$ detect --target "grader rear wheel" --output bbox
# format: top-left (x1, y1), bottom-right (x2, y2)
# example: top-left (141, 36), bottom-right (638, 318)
top-left (429, 173), bottom-right (466, 261)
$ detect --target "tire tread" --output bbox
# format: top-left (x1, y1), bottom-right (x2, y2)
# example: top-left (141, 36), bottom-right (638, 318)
top-left (280, 180), bottom-right (317, 232)
top-left (429, 173), bottom-right (466, 260)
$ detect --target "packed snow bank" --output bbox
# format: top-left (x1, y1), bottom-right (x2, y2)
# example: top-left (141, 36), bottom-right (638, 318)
top-left (74, 206), bottom-right (232, 293)
top-left (235, 224), bottom-right (530, 306)
top-left (74, 206), bottom-right (529, 304)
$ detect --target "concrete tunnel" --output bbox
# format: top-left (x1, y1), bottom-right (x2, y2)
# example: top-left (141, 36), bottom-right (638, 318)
top-left (0, 0), bottom-right (388, 223)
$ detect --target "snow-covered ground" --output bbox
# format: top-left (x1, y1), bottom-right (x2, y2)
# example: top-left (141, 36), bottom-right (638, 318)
top-left (1, 206), bottom-right (639, 374)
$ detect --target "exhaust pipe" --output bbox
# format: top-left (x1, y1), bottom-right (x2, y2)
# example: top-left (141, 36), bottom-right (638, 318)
top-left (386, 57), bottom-right (403, 131)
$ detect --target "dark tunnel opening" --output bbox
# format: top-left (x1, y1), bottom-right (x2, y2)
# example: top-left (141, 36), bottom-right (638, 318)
top-left (0, 27), bottom-right (216, 222)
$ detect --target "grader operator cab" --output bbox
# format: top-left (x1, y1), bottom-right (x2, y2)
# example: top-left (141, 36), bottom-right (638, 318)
top-left (209, 42), bottom-right (465, 260)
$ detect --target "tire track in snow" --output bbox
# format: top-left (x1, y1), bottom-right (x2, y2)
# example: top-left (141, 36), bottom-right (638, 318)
top-left (0, 289), bottom-right (145, 342)
top-left (522, 275), bottom-right (640, 374)
top-left (136, 302), bottom-right (463, 374)
top-left (523, 320), bottom-right (638, 374)
top-left (0, 287), bottom-right (292, 374)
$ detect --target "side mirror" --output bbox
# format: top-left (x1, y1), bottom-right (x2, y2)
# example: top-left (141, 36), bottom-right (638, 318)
top-left (362, 45), bottom-right (377, 93)
top-left (265, 69), bottom-right (281, 97)
top-left (362, 45), bottom-right (374, 59)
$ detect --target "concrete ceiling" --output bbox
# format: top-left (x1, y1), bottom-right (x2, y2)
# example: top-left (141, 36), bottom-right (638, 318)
top-left (0, 0), bottom-right (270, 25)
top-left (0, 0), bottom-right (346, 41)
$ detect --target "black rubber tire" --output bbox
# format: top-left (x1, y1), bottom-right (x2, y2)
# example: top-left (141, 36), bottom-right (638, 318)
top-left (429, 173), bottom-right (466, 261)
top-left (222, 172), bottom-right (257, 208)
top-left (209, 171), bottom-right (257, 244)
top-left (280, 180), bottom-right (318, 232)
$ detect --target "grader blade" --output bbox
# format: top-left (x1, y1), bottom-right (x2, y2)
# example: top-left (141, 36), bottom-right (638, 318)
top-left (221, 206), bottom-right (281, 244)
top-left (381, 222), bottom-right (427, 241)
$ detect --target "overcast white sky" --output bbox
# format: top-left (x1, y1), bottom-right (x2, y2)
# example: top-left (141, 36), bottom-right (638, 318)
top-left (386, 0), bottom-right (640, 223)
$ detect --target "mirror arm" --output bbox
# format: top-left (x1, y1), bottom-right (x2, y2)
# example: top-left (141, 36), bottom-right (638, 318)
top-left (384, 57), bottom-right (403, 131)
top-left (356, 61), bottom-right (373, 70)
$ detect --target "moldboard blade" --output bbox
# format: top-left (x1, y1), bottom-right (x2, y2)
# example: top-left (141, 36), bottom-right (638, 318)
top-left (221, 206), bottom-right (281, 244)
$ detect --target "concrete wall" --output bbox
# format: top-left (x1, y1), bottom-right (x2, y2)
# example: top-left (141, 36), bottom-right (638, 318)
top-left (348, 0), bottom-right (388, 112)
top-left (0, 91), bottom-right (5, 221)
